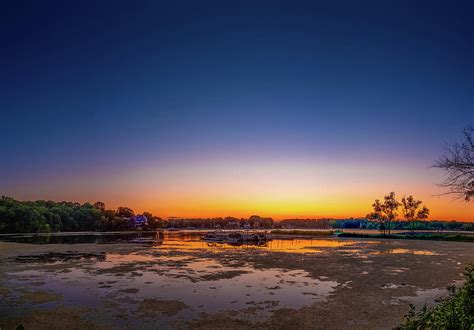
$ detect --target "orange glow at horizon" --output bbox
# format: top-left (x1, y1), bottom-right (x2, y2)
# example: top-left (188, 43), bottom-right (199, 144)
top-left (7, 158), bottom-right (473, 222)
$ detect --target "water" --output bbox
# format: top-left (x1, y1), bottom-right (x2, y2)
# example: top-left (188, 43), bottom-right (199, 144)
top-left (1, 231), bottom-right (468, 328)
top-left (7, 258), bottom-right (337, 323)
top-left (0, 231), bottom-right (361, 252)
top-left (0, 231), bottom-right (160, 244)
top-left (1, 233), bottom-right (346, 326)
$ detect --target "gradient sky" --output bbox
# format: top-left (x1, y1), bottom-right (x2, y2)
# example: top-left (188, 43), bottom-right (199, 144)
top-left (1, 1), bottom-right (473, 221)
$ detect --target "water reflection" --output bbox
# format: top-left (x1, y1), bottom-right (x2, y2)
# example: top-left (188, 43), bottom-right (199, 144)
top-left (6, 251), bottom-right (339, 325)
top-left (2, 231), bottom-right (464, 328)
top-left (0, 232), bottom-right (162, 244)
top-left (371, 248), bottom-right (442, 256)
top-left (267, 239), bottom-right (355, 253)
top-left (1, 232), bottom-right (371, 255)
top-left (388, 248), bottom-right (440, 255)
top-left (151, 236), bottom-right (361, 254)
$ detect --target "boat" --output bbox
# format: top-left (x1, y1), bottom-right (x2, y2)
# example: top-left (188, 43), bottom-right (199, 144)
top-left (243, 232), bottom-right (272, 243)
top-left (201, 231), bottom-right (272, 245)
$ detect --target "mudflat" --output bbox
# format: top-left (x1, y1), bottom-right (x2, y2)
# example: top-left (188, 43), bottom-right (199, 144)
top-left (0, 233), bottom-right (473, 329)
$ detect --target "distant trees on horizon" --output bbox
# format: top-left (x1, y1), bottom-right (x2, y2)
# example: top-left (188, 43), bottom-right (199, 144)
top-left (166, 215), bottom-right (274, 230)
top-left (0, 196), bottom-right (165, 233)
top-left (0, 196), bottom-right (471, 234)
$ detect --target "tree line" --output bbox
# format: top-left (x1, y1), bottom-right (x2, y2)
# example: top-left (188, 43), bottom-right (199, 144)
top-left (0, 196), bottom-right (472, 234)
top-left (0, 197), bottom-right (276, 233)
top-left (0, 197), bottom-right (165, 233)
top-left (277, 218), bottom-right (473, 232)
top-left (166, 215), bottom-right (274, 229)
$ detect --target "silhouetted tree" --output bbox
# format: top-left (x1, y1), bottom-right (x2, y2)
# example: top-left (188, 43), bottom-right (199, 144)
top-left (382, 192), bottom-right (400, 235)
top-left (248, 215), bottom-right (274, 228)
top-left (93, 201), bottom-right (106, 212)
top-left (367, 192), bottom-right (400, 235)
top-left (434, 126), bottom-right (474, 201)
top-left (400, 196), bottom-right (430, 233)
top-left (143, 211), bottom-right (165, 230)
top-left (115, 207), bottom-right (135, 218)
top-left (367, 199), bottom-right (387, 234)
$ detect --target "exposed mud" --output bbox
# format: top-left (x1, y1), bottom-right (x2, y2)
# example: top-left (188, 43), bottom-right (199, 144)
top-left (13, 251), bottom-right (106, 263)
top-left (0, 235), bottom-right (473, 329)
top-left (0, 286), bottom-right (10, 296)
top-left (18, 290), bottom-right (62, 305)
top-left (0, 307), bottom-right (102, 330)
top-left (138, 298), bottom-right (189, 317)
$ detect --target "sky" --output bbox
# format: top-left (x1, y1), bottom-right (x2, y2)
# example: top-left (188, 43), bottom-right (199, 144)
top-left (1, 1), bottom-right (473, 221)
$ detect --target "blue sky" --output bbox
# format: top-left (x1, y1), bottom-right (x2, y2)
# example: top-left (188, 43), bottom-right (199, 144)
top-left (1, 1), bottom-right (473, 219)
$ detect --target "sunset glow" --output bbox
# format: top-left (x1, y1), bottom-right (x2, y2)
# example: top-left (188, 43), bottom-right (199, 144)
top-left (5, 156), bottom-right (472, 221)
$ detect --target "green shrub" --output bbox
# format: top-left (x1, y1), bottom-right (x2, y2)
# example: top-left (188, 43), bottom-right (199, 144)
top-left (400, 264), bottom-right (474, 329)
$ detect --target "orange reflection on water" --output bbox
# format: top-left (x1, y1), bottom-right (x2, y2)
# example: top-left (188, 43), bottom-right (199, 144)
top-left (370, 248), bottom-right (441, 256)
top-left (149, 234), bottom-right (360, 254)
top-left (387, 248), bottom-right (440, 256)
top-left (266, 239), bottom-right (356, 253)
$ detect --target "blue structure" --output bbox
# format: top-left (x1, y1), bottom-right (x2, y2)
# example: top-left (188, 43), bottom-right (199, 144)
top-left (132, 215), bottom-right (148, 228)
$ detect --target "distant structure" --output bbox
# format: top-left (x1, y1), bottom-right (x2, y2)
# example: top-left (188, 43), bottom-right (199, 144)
top-left (131, 215), bottom-right (148, 229)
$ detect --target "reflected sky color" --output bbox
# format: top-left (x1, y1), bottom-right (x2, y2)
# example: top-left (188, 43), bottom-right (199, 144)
top-left (1, 1), bottom-right (473, 221)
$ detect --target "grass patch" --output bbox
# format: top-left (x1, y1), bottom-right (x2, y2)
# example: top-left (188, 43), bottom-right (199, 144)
top-left (337, 232), bottom-right (474, 242)
top-left (270, 230), bottom-right (334, 236)
top-left (399, 264), bottom-right (474, 329)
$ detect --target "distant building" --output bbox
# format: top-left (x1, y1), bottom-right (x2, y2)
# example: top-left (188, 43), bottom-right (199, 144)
top-left (228, 221), bottom-right (240, 229)
top-left (131, 215), bottom-right (148, 229)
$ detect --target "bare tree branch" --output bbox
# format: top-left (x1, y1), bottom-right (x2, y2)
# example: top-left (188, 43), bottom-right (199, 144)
top-left (433, 126), bottom-right (474, 201)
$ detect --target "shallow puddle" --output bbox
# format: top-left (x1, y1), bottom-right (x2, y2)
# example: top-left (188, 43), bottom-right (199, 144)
top-left (265, 239), bottom-right (357, 253)
top-left (153, 235), bottom-right (367, 254)
top-left (370, 248), bottom-right (443, 256)
top-left (4, 252), bottom-right (338, 325)
top-left (0, 232), bottom-right (366, 255)
top-left (1, 232), bottom-right (471, 329)
top-left (387, 248), bottom-right (442, 255)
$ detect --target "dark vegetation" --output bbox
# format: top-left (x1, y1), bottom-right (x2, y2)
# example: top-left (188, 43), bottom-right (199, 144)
top-left (276, 218), bottom-right (473, 232)
top-left (0, 197), bottom-right (275, 233)
top-left (367, 192), bottom-right (429, 235)
top-left (166, 215), bottom-right (274, 230)
top-left (0, 196), bottom-right (472, 234)
top-left (0, 196), bottom-right (165, 233)
top-left (400, 264), bottom-right (474, 329)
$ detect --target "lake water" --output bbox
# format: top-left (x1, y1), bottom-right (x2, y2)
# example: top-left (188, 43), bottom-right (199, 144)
top-left (1, 231), bottom-right (473, 329)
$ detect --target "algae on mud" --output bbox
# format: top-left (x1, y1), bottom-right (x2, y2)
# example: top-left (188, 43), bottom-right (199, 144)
top-left (0, 232), bottom-right (473, 329)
